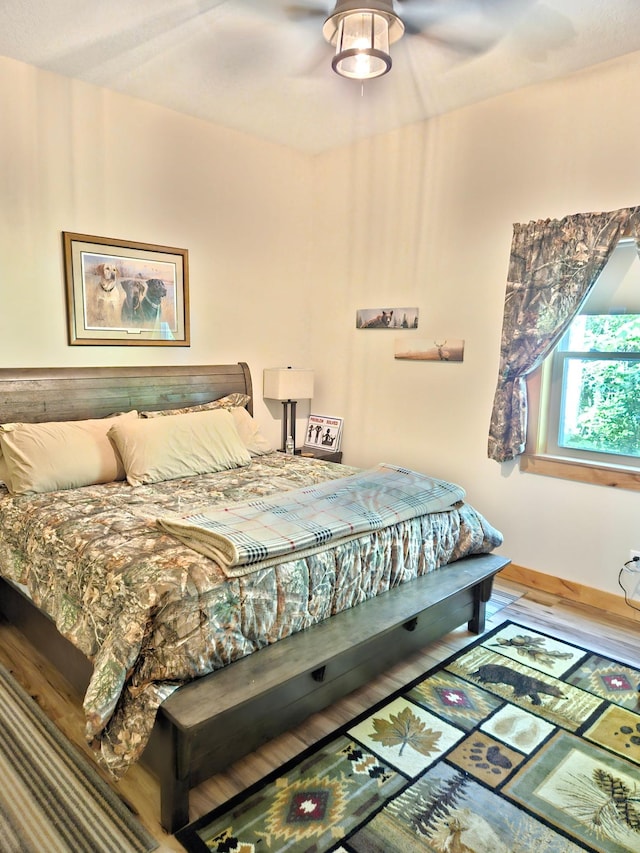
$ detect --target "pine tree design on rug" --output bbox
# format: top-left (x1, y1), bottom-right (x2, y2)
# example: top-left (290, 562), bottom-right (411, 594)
top-left (176, 621), bottom-right (640, 853)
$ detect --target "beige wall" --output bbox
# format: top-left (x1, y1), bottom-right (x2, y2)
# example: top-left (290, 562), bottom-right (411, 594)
top-left (1, 50), bottom-right (639, 599)
top-left (311, 51), bottom-right (640, 598)
top-left (0, 55), bottom-right (315, 435)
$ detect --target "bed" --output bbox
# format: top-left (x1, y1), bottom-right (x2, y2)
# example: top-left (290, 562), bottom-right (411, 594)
top-left (0, 363), bottom-right (509, 832)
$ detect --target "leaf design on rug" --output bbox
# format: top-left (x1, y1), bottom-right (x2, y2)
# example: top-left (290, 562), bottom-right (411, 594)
top-left (491, 635), bottom-right (574, 667)
top-left (370, 706), bottom-right (441, 757)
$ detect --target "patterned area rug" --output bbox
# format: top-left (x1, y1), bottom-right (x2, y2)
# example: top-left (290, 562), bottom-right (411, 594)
top-left (0, 664), bottom-right (157, 852)
top-left (177, 621), bottom-right (640, 852)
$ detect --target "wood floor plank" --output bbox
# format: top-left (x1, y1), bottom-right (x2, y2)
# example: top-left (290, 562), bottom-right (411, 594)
top-left (0, 577), bottom-right (638, 852)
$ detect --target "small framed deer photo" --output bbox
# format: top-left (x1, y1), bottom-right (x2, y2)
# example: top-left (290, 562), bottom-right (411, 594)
top-left (356, 307), bottom-right (419, 329)
top-left (63, 232), bottom-right (190, 346)
top-left (394, 338), bottom-right (465, 362)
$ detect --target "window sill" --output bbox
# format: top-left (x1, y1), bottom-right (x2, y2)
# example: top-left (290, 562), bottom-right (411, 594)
top-left (520, 454), bottom-right (640, 491)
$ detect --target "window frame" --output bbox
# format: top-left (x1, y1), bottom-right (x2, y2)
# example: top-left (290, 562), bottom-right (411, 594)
top-left (522, 362), bottom-right (640, 491)
top-left (521, 236), bottom-right (640, 490)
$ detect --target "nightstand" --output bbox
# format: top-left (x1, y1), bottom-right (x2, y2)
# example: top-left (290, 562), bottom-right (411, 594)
top-left (299, 446), bottom-right (343, 464)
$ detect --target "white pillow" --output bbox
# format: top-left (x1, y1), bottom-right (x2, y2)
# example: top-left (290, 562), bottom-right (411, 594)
top-left (231, 407), bottom-right (273, 456)
top-left (108, 408), bottom-right (252, 486)
top-left (0, 411), bottom-right (138, 495)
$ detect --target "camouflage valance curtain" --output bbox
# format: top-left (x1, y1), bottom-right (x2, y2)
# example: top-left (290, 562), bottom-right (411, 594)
top-left (488, 207), bottom-right (640, 463)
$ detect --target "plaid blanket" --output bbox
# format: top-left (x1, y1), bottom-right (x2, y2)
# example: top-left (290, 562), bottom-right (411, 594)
top-left (156, 463), bottom-right (466, 577)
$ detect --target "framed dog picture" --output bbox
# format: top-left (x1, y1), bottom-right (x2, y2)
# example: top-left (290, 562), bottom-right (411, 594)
top-left (63, 232), bottom-right (190, 346)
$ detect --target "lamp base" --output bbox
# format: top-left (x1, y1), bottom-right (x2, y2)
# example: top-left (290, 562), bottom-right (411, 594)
top-left (280, 399), bottom-right (297, 452)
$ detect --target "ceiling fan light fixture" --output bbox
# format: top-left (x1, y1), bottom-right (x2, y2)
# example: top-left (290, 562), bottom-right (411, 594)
top-left (323, 1), bottom-right (404, 81)
top-left (333, 12), bottom-right (390, 79)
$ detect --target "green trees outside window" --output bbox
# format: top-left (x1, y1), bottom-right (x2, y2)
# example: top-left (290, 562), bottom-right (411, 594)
top-left (557, 315), bottom-right (640, 460)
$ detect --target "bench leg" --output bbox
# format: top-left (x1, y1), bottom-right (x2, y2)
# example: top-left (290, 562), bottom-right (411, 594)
top-left (160, 771), bottom-right (190, 834)
top-left (467, 576), bottom-right (494, 634)
top-left (154, 719), bottom-right (191, 833)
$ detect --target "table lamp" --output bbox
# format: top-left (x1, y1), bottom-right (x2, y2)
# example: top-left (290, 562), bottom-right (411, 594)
top-left (263, 367), bottom-right (314, 452)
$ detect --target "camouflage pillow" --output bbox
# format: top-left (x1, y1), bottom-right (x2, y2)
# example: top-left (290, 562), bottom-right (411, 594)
top-left (140, 393), bottom-right (250, 418)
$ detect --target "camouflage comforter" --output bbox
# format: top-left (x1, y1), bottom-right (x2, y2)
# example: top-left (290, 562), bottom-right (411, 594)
top-left (0, 452), bottom-right (502, 776)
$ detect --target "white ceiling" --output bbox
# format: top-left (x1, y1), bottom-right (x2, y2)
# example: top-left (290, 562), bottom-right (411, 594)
top-left (2, 0), bottom-right (640, 153)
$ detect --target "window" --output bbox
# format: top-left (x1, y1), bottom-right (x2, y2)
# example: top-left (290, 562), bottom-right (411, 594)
top-left (523, 239), bottom-right (640, 490)
top-left (548, 314), bottom-right (640, 464)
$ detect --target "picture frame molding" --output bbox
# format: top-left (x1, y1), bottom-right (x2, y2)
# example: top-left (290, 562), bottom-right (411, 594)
top-left (63, 231), bottom-right (190, 346)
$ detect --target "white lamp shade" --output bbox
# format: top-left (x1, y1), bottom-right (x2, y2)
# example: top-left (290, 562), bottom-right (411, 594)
top-left (263, 368), bottom-right (314, 401)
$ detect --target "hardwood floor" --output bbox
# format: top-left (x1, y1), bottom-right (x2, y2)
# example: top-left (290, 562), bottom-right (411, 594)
top-left (1, 577), bottom-right (638, 852)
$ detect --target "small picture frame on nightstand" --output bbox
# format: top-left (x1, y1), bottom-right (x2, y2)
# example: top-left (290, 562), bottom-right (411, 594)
top-left (304, 414), bottom-right (343, 453)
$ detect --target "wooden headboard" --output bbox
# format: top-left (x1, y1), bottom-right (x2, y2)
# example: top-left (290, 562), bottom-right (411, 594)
top-left (0, 363), bottom-right (253, 423)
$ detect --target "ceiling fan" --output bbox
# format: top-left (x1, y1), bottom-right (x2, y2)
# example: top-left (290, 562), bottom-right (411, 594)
top-left (283, 0), bottom-right (536, 80)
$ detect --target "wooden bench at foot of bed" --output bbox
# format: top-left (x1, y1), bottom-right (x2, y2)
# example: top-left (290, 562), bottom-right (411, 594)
top-left (144, 552), bottom-right (508, 832)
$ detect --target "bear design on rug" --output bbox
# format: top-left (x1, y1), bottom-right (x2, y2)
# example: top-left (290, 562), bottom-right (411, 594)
top-left (471, 663), bottom-right (565, 705)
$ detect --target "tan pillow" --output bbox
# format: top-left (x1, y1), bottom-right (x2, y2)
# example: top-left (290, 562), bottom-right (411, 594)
top-left (0, 450), bottom-right (11, 491)
top-left (231, 407), bottom-right (272, 456)
top-left (140, 393), bottom-right (250, 418)
top-left (0, 411), bottom-right (138, 496)
top-left (108, 408), bottom-right (252, 486)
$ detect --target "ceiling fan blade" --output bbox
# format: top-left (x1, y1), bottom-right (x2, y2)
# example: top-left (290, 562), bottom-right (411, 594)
top-left (404, 25), bottom-right (495, 57)
top-left (397, 0), bottom-right (534, 16)
top-left (282, 2), bottom-right (328, 20)
top-left (43, 0), bottom-right (229, 76)
top-left (400, 0), bottom-right (536, 29)
top-left (399, 0), bottom-right (538, 59)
